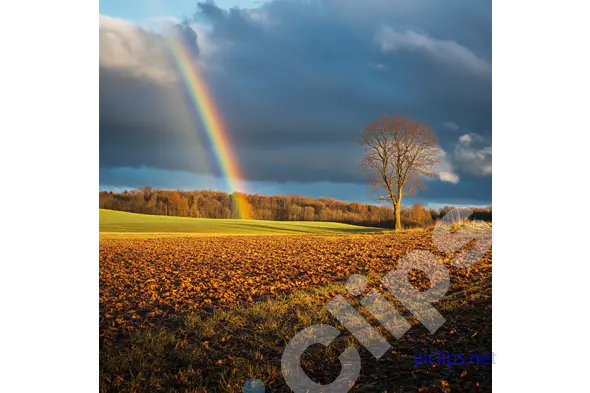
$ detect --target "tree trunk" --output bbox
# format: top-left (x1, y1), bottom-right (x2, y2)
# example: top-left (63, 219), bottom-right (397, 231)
top-left (394, 201), bottom-right (402, 231)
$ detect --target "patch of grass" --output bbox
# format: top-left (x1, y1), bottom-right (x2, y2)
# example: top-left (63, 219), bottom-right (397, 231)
top-left (101, 273), bottom-right (491, 393)
top-left (100, 209), bottom-right (384, 235)
top-left (101, 284), bottom-right (343, 392)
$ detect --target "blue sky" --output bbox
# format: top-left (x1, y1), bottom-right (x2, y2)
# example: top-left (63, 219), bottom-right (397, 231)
top-left (99, 0), bottom-right (491, 207)
top-left (100, 0), bottom-right (265, 24)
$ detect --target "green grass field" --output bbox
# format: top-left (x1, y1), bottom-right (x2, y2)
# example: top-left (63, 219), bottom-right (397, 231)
top-left (100, 209), bottom-right (383, 235)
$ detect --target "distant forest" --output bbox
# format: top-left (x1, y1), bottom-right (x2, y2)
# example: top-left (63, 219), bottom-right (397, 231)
top-left (99, 188), bottom-right (491, 228)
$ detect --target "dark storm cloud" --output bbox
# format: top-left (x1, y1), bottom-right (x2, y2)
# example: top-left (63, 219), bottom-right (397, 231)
top-left (99, 66), bottom-right (212, 173)
top-left (100, 0), bottom-right (491, 204)
top-left (174, 21), bottom-right (200, 57)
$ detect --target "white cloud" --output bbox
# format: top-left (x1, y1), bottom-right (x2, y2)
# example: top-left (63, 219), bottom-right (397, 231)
top-left (433, 132), bottom-right (492, 182)
top-left (443, 121), bottom-right (459, 131)
top-left (459, 133), bottom-right (472, 145)
top-left (369, 62), bottom-right (388, 71)
top-left (434, 149), bottom-right (461, 184)
top-left (452, 133), bottom-right (492, 176)
top-left (99, 15), bottom-right (176, 82)
top-left (376, 26), bottom-right (491, 77)
top-left (439, 171), bottom-right (460, 184)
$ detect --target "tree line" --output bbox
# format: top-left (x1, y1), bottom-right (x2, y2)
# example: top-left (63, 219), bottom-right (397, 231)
top-left (99, 188), bottom-right (491, 228)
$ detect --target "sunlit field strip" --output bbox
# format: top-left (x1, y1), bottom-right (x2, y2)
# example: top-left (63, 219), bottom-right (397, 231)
top-left (100, 209), bottom-right (384, 235)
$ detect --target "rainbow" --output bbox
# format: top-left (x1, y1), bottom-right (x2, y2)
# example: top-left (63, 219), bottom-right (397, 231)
top-left (167, 29), bottom-right (253, 219)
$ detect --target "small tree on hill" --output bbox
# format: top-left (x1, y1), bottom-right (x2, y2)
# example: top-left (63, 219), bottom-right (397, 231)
top-left (359, 115), bottom-right (441, 230)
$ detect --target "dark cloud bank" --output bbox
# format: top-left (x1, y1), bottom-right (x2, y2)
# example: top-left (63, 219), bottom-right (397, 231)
top-left (100, 0), bottom-right (491, 205)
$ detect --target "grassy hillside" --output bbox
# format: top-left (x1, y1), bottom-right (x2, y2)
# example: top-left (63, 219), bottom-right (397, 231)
top-left (100, 209), bottom-right (383, 235)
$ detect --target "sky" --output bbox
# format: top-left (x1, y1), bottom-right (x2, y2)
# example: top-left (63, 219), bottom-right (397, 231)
top-left (99, 0), bottom-right (492, 207)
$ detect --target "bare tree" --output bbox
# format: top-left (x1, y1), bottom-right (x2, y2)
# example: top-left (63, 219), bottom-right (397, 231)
top-left (359, 115), bottom-right (441, 230)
